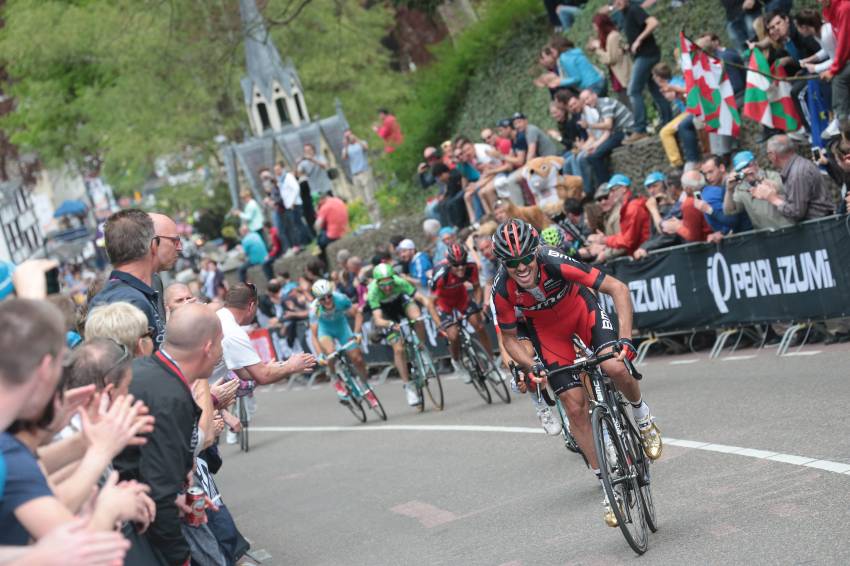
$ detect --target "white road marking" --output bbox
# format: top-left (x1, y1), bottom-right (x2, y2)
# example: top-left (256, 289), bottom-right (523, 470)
top-left (668, 359), bottom-right (699, 365)
top-left (721, 355), bottom-right (757, 361)
top-left (250, 425), bottom-right (850, 477)
top-left (782, 350), bottom-right (822, 357)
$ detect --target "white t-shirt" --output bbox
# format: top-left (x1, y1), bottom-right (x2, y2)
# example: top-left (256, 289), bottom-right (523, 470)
top-left (581, 106), bottom-right (603, 140)
top-left (474, 143), bottom-right (500, 166)
top-left (211, 308), bottom-right (261, 382)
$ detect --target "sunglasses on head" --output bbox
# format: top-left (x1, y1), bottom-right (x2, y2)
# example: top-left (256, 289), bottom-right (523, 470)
top-left (104, 339), bottom-right (131, 376)
top-left (503, 254), bottom-right (536, 269)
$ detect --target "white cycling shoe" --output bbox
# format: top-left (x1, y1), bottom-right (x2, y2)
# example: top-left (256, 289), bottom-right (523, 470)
top-left (537, 406), bottom-right (562, 436)
top-left (404, 384), bottom-right (421, 406)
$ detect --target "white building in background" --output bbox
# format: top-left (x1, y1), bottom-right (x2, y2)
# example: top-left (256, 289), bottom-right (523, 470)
top-left (0, 180), bottom-right (43, 263)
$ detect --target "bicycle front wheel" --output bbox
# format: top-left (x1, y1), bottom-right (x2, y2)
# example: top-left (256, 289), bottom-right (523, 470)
top-left (419, 349), bottom-right (444, 410)
top-left (626, 418), bottom-right (657, 532)
top-left (591, 406), bottom-right (648, 555)
top-left (462, 347), bottom-right (491, 404)
top-left (471, 341), bottom-right (510, 404)
top-left (238, 397), bottom-right (250, 453)
top-left (357, 378), bottom-right (388, 421)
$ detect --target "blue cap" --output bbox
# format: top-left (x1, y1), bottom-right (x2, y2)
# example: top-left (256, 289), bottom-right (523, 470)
top-left (607, 174), bottom-right (631, 190)
top-left (644, 171), bottom-right (666, 187)
top-left (438, 226), bottom-right (456, 237)
top-left (733, 151), bottom-right (755, 172)
top-left (0, 261), bottom-right (15, 301)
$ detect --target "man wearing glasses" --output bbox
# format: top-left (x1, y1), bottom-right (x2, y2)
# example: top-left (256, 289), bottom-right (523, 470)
top-left (309, 279), bottom-right (367, 403)
top-left (89, 209), bottom-right (166, 349)
top-left (490, 218), bottom-right (661, 526)
top-left (366, 263), bottom-right (439, 407)
top-left (428, 243), bottom-right (493, 384)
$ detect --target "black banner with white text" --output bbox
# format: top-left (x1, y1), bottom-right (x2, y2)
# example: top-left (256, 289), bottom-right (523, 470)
top-left (599, 216), bottom-right (850, 333)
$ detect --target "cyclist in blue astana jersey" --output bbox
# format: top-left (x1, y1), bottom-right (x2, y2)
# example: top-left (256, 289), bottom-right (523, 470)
top-left (309, 280), bottom-right (367, 402)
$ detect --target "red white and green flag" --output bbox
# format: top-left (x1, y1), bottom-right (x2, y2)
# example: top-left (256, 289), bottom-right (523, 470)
top-left (742, 48), bottom-right (800, 131)
top-left (678, 33), bottom-right (741, 137)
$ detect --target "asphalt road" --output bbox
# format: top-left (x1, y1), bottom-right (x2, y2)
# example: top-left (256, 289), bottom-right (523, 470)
top-left (216, 341), bottom-right (850, 565)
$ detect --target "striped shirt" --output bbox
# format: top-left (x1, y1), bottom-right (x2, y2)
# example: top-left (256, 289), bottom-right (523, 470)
top-left (595, 97), bottom-right (634, 133)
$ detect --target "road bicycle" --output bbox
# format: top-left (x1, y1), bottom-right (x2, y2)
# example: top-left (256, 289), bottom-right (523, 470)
top-left (441, 311), bottom-right (510, 405)
top-left (323, 337), bottom-right (387, 423)
top-left (234, 380), bottom-right (253, 453)
top-left (393, 316), bottom-right (444, 412)
top-left (545, 336), bottom-right (657, 554)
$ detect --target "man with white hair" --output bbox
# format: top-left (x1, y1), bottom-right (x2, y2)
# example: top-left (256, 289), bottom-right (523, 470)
top-left (753, 134), bottom-right (835, 221)
top-left (395, 239), bottom-right (432, 290)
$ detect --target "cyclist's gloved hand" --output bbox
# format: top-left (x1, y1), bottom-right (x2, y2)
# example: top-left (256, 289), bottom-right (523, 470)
top-left (615, 338), bottom-right (637, 362)
top-left (529, 362), bottom-right (548, 387)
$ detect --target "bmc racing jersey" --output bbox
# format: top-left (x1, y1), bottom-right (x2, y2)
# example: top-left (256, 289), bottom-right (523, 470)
top-left (429, 261), bottom-right (479, 313)
top-left (491, 245), bottom-right (617, 371)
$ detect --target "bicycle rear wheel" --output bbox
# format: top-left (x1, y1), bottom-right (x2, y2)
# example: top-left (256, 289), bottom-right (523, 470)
top-left (357, 378), bottom-right (388, 421)
top-left (591, 406), bottom-right (648, 555)
top-left (472, 341), bottom-right (510, 404)
top-left (625, 418), bottom-right (657, 532)
top-left (462, 347), bottom-right (491, 404)
top-left (238, 397), bottom-right (250, 453)
top-left (419, 349), bottom-right (444, 410)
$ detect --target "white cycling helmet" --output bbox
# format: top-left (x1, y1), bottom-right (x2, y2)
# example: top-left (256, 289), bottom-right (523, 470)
top-left (311, 279), bottom-right (334, 298)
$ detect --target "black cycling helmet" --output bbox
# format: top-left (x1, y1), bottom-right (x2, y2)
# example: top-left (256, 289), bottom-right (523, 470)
top-left (492, 219), bottom-right (539, 261)
top-left (446, 243), bottom-right (468, 265)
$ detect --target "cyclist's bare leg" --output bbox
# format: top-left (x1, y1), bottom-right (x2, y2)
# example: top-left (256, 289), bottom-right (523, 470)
top-left (445, 325), bottom-right (461, 360)
top-left (390, 339), bottom-right (410, 382)
top-left (469, 312), bottom-right (493, 355)
top-left (598, 346), bottom-right (640, 404)
top-left (404, 302), bottom-right (427, 346)
top-left (318, 336), bottom-right (338, 376)
top-left (559, 387), bottom-right (598, 470)
top-left (346, 347), bottom-right (369, 381)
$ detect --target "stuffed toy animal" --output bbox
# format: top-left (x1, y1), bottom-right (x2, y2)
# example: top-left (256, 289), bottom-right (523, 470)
top-left (523, 156), bottom-right (584, 207)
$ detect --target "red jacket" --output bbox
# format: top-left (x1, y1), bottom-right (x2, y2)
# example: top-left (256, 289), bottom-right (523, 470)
top-left (826, 0), bottom-right (850, 74)
top-left (604, 192), bottom-right (651, 254)
top-left (677, 196), bottom-right (713, 242)
top-left (377, 115), bottom-right (404, 153)
top-left (268, 227), bottom-right (282, 257)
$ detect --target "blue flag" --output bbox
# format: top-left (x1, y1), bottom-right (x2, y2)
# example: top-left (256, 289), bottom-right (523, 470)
top-left (806, 80), bottom-right (830, 148)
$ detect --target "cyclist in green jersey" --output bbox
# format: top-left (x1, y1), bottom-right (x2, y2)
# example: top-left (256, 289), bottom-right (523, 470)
top-left (367, 263), bottom-right (441, 406)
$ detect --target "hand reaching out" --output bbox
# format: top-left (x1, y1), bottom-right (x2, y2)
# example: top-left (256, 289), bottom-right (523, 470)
top-left (280, 352), bottom-right (317, 375)
top-left (81, 394), bottom-right (155, 459)
top-left (28, 518), bottom-right (130, 566)
top-left (211, 378), bottom-right (239, 408)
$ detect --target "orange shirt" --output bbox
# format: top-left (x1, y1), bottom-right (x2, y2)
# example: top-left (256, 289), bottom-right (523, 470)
top-left (317, 197), bottom-right (349, 240)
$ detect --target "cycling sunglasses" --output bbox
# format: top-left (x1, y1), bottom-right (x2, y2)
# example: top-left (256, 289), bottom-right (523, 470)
top-left (378, 278), bottom-right (394, 287)
top-left (503, 254), bottom-right (536, 269)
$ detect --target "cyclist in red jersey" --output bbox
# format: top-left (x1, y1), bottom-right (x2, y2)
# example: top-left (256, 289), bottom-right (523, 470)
top-left (490, 218), bottom-right (661, 527)
top-left (429, 244), bottom-right (494, 383)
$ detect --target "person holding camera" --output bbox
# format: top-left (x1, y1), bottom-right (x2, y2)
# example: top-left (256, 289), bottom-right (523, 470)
top-left (723, 151), bottom-right (793, 230)
top-left (342, 129), bottom-right (380, 222)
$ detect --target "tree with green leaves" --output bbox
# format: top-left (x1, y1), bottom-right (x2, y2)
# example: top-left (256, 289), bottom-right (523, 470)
top-left (0, 0), bottom-right (408, 198)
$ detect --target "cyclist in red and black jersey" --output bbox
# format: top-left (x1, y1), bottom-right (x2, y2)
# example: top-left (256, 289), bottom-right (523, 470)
top-left (490, 219), bottom-right (662, 527)
top-left (429, 244), bottom-right (494, 383)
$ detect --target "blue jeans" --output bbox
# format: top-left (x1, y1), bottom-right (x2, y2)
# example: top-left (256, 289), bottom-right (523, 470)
top-left (586, 130), bottom-right (625, 188)
top-left (563, 150), bottom-right (594, 197)
top-left (285, 205), bottom-right (312, 247)
top-left (273, 209), bottom-right (291, 250)
top-left (725, 15), bottom-right (757, 53)
top-left (628, 54), bottom-right (673, 133)
top-left (556, 5), bottom-right (582, 30)
top-left (677, 114), bottom-right (701, 163)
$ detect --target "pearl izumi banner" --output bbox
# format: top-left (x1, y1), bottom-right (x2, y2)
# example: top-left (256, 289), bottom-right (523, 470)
top-left (601, 216), bottom-right (850, 333)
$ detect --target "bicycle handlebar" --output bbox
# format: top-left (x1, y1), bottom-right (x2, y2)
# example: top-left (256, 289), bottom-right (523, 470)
top-left (439, 308), bottom-right (483, 329)
top-left (541, 344), bottom-right (643, 381)
top-left (320, 337), bottom-right (361, 364)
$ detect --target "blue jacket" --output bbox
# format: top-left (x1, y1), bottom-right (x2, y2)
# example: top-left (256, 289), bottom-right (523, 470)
top-left (558, 48), bottom-right (604, 90)
top-left (701, 184), bottom-right (753, 234)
